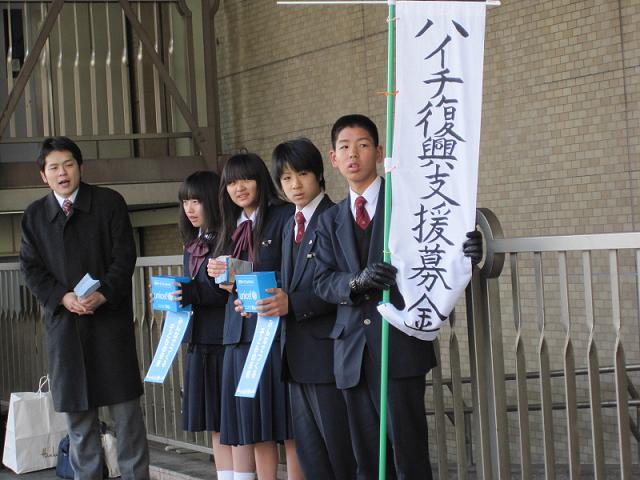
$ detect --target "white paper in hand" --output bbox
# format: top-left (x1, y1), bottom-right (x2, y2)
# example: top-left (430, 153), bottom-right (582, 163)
top-left (74, 273), bottom-right (101, 299)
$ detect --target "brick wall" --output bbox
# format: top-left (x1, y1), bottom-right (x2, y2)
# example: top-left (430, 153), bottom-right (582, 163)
top-left (214, 0), bottom-right (639, 236)
top-left (140, 225), bottom-right (182, 256)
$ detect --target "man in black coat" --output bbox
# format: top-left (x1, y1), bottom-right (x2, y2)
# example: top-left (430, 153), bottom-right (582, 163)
top-left (20, 137), bottom-right (149, 479)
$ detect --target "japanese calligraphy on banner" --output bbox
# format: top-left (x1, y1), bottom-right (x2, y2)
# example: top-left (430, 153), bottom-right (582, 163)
top-left (377, 1), bottom-right (486, 341)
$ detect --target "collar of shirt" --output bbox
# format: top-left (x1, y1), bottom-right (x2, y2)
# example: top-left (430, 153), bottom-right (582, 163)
top-left (54, 188), bottom-right (79, 209)
top-left (236, 208), bottom-right (258, 226)
top-left (295, 192), bottom-right (325, 237)
top-left (349, 176), bottom-right (381, 221)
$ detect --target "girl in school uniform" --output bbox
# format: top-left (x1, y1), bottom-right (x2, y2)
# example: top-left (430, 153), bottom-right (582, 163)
top-left (207, 153), bottom-right (302, 480)
top-left (172, 171), bottom-right (233, 479)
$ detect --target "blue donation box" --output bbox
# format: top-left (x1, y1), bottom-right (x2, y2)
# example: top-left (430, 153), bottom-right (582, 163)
top-left (235, 272), bottom-right (277, 313)
top-left (151, 275), bottom-right (191, 312)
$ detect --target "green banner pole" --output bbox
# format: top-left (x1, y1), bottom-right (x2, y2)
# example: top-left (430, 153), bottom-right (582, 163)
top-left (379, 1), bottom-right (395, 479)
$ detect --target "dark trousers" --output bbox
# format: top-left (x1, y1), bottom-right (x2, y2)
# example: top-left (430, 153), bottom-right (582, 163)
top-left (289, 381), bottom-right (356, 480)
top-left (342, 347), bottom-right (432, 480)
top-left (65, 398), bottom-right (149, 480)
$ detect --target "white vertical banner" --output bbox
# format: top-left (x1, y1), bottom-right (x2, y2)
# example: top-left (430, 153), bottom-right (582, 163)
top-left (378, 1), bottom-right (486, 341)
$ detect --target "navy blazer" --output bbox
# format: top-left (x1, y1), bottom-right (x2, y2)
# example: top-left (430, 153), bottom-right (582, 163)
top-left (281, 195), bottom-right (337, 384)
top-left (222, 203), bottom-right (295, 345)
top-left (181, 238), bottom-right (228, 345)
top-left (313, 179), bottom-right (437, 389)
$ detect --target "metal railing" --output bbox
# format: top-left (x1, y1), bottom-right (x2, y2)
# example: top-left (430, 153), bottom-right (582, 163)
top-left (448, 208), bottom-right (640, 479)
top-left (0, 255), bottom-right (216, 453)
top-left (1, 208), bottom-right (640, 477)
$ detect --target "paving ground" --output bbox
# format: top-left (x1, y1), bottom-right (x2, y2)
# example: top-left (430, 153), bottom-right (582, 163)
top-left (0, 442), bottom-right (218, 480)
top-left (1, 445), bottom-right (638, 480)
top-left (0, 441), bottom-right (294, 480)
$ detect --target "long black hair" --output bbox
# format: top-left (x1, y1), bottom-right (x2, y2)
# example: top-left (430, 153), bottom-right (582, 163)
top-left (177, 171), bottom-right (221, 245)
top-left (214, 153), bottom-right (285, 261)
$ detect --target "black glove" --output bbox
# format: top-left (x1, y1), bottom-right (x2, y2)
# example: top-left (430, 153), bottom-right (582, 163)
top-left (463, 230), bottom-right (483, 265)
top-left (179, 281), bottom-right (193, 307)
top-left (349, 262), bottom-right (398, 295)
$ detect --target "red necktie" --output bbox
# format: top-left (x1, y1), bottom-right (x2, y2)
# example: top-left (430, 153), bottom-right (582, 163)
top-left (62, 199), bottom-right (73, 216)
top-left (355, 196), bottom-right (370, 230)
top-left (295, 211), bottom-right (305, 244)
top-left (231, 220), bottom-right (254, 261)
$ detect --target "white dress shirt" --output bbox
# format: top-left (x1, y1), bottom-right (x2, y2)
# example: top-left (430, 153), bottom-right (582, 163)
top-left (349, 176), bottom-right (381, 221)
top-left (294, 192), bottom-right (325, 240)
top-left (54, 189), bottom-right (79, 210)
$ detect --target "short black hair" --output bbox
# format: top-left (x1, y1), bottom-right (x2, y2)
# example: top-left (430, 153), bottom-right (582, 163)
top-left (177, 171), bottom-right (221, 244)
top-left (330, 114), bottom-right (379, 149)
top-left (37, 136), bottom-right (83, 171)
top-left (272, 138), bottom-right (325, 191)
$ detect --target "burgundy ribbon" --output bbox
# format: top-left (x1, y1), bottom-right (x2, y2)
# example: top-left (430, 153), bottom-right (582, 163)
top-left (185, 237), bottom-right (210, 278)
top-left (231, 220), bottom-right (254, 262)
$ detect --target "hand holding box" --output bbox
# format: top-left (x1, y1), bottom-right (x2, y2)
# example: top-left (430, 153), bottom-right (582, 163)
top-left (213, 256), bottom-right (253, 284)
top-left (151, 275), bottom-right (191, 312)
top-left (235, 272), bottom-right (277, 313)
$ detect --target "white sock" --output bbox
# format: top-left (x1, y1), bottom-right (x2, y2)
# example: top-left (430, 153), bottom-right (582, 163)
top-left (234, 472), bottom-right (256, 480)
top-left (216, 471), bottom-right (233, 480)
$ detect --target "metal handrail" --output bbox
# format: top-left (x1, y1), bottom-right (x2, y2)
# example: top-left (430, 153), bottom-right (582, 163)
top-left (492, 232), bottom-right (640, 253)
top-left (2, 215), bottom-right (640, 475)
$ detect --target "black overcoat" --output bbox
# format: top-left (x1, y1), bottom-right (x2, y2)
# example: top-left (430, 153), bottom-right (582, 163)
top-left (20, 182), bottom-right (143, 412)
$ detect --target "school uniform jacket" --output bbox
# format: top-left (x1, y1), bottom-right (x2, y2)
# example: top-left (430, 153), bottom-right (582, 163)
top-left (223, 203), bottom-right (295, 345)
top-left (181, 240), bottom-right (228, 345)
top-left (20, 182), bottom-right (143, 412)
top-left (313, 178), bottom-right (437, 390)
top-left (281, 195), bottom-right (337, 384)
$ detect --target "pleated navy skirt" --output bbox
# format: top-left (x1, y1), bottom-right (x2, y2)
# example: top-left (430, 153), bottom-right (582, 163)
top-left (182, 343), bottom-right (225, 432)
top-left (220, 339), bottom-right (292, 445)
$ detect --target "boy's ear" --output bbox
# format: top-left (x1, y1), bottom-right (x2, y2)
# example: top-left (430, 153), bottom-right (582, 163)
top-left (376, 145), bottom-right (384, 163)
top-left (40, 170), bottom-right (47, 184)
top-left (329, 150), bottom-right (338, 168)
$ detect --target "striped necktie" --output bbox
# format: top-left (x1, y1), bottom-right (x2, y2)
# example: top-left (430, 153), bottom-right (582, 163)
top-left (62, 199), bottom-right (73, 216)
top-left (355, 196), bottom-right (370, 230)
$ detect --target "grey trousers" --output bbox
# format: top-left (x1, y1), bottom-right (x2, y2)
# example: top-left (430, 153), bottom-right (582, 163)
top-left (66, 398), bottom-right (150, 480)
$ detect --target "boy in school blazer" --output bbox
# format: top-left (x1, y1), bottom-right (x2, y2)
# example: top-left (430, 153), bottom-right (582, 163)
top-left (250, 138), bottom-right (355, 480)
top-left (313, 115), bottom-right (482, 479)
